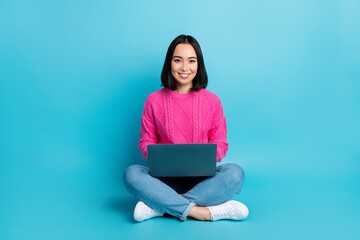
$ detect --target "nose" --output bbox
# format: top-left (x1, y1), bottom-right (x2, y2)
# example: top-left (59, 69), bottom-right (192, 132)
top-left (180, 61), bottom-right (188, 72)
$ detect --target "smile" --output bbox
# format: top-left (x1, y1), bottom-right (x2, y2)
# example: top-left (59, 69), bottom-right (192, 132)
top-left (179, 73), bottom-right (190, 79)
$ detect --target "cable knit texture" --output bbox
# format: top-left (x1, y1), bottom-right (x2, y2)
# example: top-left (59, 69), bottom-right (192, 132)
top-left (139, 88), bottom-right (229, 162)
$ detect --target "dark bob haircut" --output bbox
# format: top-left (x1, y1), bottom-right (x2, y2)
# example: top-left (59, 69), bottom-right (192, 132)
top-left (161, 35), bottom-right (208, 91)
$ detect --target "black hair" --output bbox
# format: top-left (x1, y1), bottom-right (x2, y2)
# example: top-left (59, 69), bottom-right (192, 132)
top-left (161, 34), bottom-right (208, 91)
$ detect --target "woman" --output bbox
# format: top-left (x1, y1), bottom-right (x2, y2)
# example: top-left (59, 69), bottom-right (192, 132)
top-left (124, 35), bottom-right (249, 222)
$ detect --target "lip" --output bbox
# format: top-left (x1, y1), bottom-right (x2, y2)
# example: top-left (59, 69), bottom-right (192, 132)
top-left (179, 73), bottom-right (190, 79)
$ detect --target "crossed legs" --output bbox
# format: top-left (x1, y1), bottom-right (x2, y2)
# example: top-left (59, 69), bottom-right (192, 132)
top-left (124, 163), bottom-right (245, 221)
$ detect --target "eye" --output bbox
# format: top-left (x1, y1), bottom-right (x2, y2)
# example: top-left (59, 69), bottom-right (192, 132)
top-left (190, 59), bottom-right (196, 63)
top-left (174, 59), bottom-right (181, 63)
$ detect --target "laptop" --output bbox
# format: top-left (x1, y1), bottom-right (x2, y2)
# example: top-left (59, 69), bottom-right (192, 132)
top-left (148, 143), bottom-right (217, 177)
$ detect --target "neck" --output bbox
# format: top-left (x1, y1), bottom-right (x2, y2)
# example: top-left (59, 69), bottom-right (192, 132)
top-left (175, 84), bottom-right (192, 94)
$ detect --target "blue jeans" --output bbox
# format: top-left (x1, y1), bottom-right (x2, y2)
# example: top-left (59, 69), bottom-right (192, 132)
top-left (124, 163), bottom-right (245, 221)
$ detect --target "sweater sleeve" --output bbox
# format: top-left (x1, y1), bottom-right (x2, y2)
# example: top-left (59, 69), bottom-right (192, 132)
top-left (138, 96), bottom-right (158, 160)
top-left (208, 97), bottom-right (229, 162)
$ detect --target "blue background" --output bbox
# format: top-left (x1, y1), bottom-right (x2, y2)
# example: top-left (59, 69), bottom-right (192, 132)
top-left (1, 0), bottom-right (359, 239)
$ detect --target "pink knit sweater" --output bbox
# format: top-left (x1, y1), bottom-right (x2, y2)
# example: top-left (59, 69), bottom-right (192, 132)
top-left (139, 88), bottom-right (229, 162)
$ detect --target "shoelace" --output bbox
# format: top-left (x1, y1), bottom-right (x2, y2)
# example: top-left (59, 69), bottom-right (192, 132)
top-left (212, 206), bottom-right (237, 220)
top-left (145, 206), bottom-right (162, 217)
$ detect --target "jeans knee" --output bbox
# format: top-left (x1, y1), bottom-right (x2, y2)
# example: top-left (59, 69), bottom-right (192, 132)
top-left (222, 163), bottom-right (245, 187)
top-left (124, 165), bottom-right (146, 187)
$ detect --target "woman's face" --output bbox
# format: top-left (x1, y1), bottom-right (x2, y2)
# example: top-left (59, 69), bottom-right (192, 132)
top-left (171, 43), bottom-right (198, 91)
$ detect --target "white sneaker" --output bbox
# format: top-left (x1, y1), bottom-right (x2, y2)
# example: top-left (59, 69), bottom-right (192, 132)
top-left (133, 201), bottom-right (164, 222)
top-left (207, 200), bottom-right (249, 221)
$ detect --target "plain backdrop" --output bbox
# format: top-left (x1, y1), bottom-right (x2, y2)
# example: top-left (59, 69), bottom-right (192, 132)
top-left (1, 0), bottom-right (359, 239)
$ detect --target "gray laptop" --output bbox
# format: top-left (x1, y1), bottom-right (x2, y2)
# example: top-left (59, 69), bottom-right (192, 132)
top-left (148, 143), bottom-right (217, 177)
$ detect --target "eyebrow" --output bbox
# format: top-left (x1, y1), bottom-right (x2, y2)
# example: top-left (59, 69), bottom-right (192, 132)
top-left (173, 56), bottom-right (197, 59)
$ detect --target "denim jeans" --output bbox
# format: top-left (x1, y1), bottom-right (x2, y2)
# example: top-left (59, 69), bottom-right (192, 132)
top-left (124, 163), bottom-right (244, 221)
